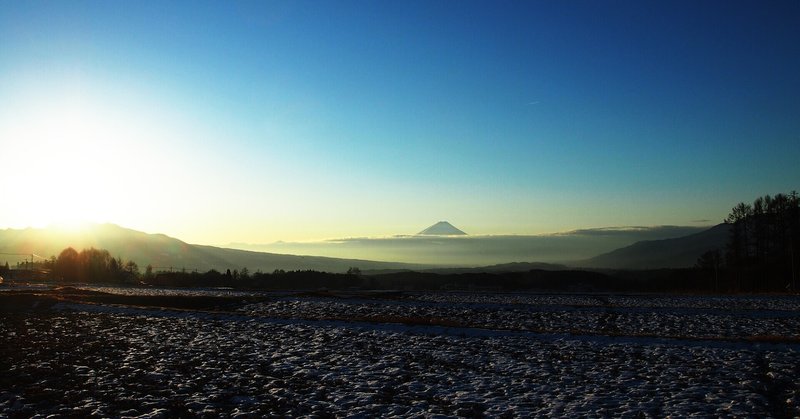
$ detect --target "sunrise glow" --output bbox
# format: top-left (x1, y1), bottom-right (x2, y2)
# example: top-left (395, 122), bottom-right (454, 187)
top-left (0, 1), bottom-right (798, 246)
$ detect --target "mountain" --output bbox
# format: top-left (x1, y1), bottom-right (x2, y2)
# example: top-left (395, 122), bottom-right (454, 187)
top-left (1, 222), bottom-right (717, 273)
top-left (417, 221), bottom-right (467, 236)
top-left (579, 223), bottom-right (730, 269)
top-left (0, 224), bottom-right (430, 273)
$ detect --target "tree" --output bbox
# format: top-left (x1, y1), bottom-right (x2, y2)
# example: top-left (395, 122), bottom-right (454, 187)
top-left (347, 267), bottom-right (362, 276)
top-left (696, 250), bottom-right (722, 292)
top-left (79, 248), bottom-right (114, 282)
top-left (55, 247), bottom-right (80, 282)
top-left (789, 191), bottom-right (800, 291)
top-left (109, 257), bottom-right (120, 274)
top-left (726, 202), bottom-right (753, 269)
top-left (125, 260), bottom-right (139, 277)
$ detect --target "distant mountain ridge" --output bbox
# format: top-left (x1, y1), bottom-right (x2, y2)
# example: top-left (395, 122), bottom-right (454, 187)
top-left (0, 224), bottom-right (430, 273)
top-left (0, 222), bottom-right (723, 273)
top-left (579, 223), bottom-right (730, 269)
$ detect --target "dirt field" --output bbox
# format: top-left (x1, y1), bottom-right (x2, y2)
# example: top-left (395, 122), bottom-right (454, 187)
top-left (2, 286), bottom-right (799, 417)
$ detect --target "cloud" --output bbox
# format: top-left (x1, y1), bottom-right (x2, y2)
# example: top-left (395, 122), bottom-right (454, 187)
top-left (554, 225), bottom-right (704, 238)
top-left (229, 225), bottom-right (709, 266)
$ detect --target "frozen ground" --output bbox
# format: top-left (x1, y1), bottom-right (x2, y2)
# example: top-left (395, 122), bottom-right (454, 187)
top-left (2, 287), bottom-right (799, 417)
top-left (240, 292), bottom-right (800, 340)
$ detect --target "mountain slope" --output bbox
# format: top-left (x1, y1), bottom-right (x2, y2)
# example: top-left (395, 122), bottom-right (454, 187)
top-left (417, 221), bottom-right (467, 236)
top-left (579, 223), bottom-right (730, 269)
top-left (0, 224), bottom-right (429, 273)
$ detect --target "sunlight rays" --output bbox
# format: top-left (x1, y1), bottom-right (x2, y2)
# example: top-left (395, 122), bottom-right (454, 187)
top-left (0, 85), bottom-right (170, 229)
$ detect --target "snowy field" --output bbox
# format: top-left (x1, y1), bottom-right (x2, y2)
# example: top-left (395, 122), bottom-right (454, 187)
top-left (2, 287), bottom-right (800, 417)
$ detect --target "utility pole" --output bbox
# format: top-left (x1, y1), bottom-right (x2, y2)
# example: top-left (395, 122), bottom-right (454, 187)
top-left (0, 252), bottom-right (47, 271)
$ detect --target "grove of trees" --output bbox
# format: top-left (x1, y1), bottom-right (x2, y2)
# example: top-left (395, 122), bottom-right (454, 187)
top-left (698, 191), bottom-right (799, 292)
top-left (44, 247), bottom-right (140, 284)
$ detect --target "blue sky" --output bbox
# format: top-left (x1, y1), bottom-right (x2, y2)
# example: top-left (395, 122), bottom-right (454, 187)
top-left (1, 1), bottom-right (798, 243)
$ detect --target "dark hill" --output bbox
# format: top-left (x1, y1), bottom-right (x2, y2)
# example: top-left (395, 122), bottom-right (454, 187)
top-left (0, 224), bottom-right (429, 273)
top-left (579, 223), bottom-right (730, 269)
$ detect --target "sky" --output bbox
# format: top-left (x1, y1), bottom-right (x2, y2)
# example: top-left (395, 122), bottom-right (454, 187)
top-left (0, 0), bottom-right (798, 245)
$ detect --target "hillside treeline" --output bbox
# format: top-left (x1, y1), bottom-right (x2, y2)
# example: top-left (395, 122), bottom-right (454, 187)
top-left (698, 191), bottom-right (799, 292)
top-left (32, 249), bottom-right (710, 292)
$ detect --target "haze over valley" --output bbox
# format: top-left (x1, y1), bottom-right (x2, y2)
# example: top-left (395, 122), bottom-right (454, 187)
top-left (0, 221), bottom-right (722, 272)
top-left (227, 221), bottom-right (714, 266)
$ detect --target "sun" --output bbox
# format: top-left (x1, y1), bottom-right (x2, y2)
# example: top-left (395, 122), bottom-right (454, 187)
top-left (51, 219), bottom-right (93, 232)
top-left (0, 88), bottom-right (161, 230)
top-left (0, 78), bottom-right (220, 237)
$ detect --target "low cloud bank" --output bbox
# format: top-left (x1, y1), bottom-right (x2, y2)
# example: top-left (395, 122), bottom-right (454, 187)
top-left (230, 226), bottom-right (708, 266)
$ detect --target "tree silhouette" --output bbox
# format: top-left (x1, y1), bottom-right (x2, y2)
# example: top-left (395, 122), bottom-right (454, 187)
top-left (125, 260), bottom-right (139, 278)
top-left (724, 191), bottom-right (800, 291)
top-left (55, 247), bottom-right (80, 282)
top-left (726, 202), bottom-right (753, 268)
top-left (52, 246), bottom-right (140, 283)
top-left (696, 250), bottom-right (722, 292)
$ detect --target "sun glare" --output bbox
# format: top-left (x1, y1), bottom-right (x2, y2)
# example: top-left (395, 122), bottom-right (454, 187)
top-left (51, 219), bottom-right (93, 232)
top-left (0, 87), bottom-right (173, 230)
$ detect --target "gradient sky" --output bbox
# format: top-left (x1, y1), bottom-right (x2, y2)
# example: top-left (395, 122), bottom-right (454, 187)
top-left (1, 0), bottom-right (798, 244)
